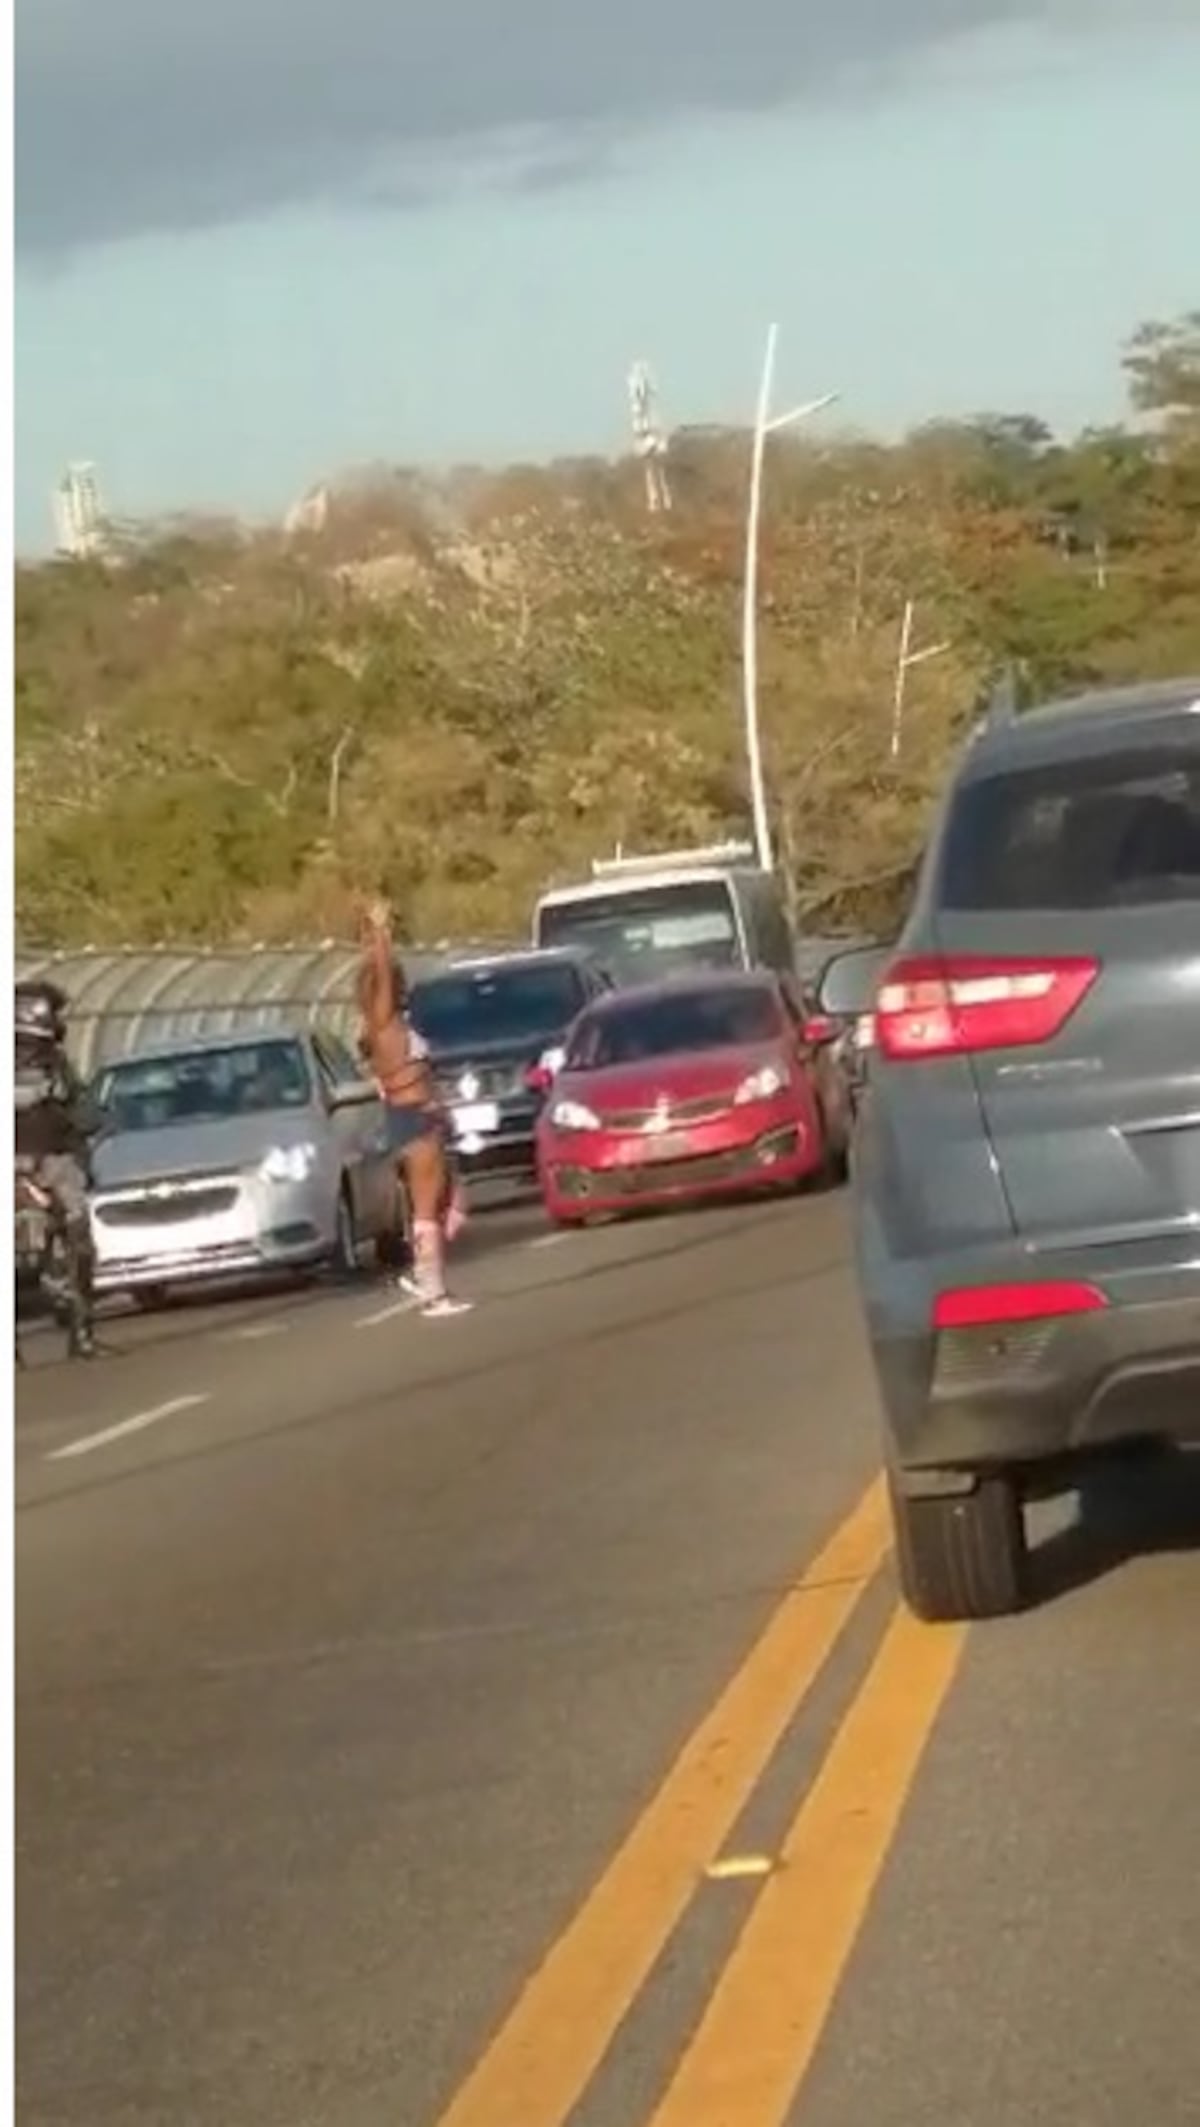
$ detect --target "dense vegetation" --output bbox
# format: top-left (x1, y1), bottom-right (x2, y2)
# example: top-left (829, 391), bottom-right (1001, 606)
top-left (15, 311), bottom-right (1200, 950)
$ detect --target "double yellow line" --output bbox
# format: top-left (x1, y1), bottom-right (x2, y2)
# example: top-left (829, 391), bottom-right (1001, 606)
top-left (434, 1476), bottom-right (966, 2127)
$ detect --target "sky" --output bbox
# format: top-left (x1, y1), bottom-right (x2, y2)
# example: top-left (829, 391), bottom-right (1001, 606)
top-left (13, 1), bottom-right (1200, 551)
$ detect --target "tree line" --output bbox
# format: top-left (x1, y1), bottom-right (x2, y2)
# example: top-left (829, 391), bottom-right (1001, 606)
top-left (15, 311), bottom-right (1200, 950)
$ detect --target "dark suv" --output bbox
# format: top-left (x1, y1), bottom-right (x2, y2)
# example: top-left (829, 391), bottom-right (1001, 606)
top-left (820, 676), bottom-right (1200, 1621)
top-left (407, 949), bottom-right (610, 1194)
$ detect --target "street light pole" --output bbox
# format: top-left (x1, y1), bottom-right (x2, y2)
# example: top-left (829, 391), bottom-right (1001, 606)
top-left (889, 598), bottom-right (951, 761)
top-left (742, 323), bottom-right (838, 872)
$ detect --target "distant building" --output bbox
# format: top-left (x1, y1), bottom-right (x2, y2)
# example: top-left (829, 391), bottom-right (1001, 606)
top-left (284, 484), bottom-right (331, 536)
top-left (52, 463), bottom-right (106, 557)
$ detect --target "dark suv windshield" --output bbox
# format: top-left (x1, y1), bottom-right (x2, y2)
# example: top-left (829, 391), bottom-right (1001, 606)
top-left (568, 984), bottom-right (779, 1068)
top-left (940, 746), bottom-right (1200, 910)
top-left (409, 964), bottom-right (587, 1051)
top-left (95, 1039), bottom-right (312, 1133)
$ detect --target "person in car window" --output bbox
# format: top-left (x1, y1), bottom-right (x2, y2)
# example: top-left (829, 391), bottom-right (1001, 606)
top-left (356, 897), bottom-right (471, 1319)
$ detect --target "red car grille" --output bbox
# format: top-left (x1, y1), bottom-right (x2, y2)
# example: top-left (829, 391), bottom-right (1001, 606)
top-left (601, 1094), bottom-right (733, 1130)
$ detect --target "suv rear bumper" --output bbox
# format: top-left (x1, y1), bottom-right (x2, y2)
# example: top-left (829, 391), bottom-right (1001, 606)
top-left (892, 1292), bottom-right (1200, 1474)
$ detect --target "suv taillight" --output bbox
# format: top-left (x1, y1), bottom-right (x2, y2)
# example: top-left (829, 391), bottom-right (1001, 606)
top-left (875, 954), bottom-right (1099, 1061)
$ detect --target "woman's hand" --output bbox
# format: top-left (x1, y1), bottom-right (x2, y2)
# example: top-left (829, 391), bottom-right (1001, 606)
top-left (359, 893), bottom-right (392, 936)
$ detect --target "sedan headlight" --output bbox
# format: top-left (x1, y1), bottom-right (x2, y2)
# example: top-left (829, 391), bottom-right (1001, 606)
top-left (549, 1098), bottom-right (601, 1132)
top-left (260, 1142), bottom-right (319, 1183)
top-left (733, 1065), bottom-right (785, 1106)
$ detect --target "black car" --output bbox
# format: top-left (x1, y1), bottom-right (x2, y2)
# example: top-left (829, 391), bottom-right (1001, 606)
top-left (407, 949), bottom-right (611, 1194)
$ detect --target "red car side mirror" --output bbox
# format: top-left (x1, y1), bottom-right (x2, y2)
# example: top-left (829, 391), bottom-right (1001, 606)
top-left (525, 1044), bottom-right (567, 1095)
top-left (801, 1013), bottom-right (838, 1048)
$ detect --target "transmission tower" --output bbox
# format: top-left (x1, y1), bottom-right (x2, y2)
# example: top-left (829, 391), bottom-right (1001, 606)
top-left (52, 462), bottom-right (105, 557)
top-left (627, 360), bottom-right (672, 513)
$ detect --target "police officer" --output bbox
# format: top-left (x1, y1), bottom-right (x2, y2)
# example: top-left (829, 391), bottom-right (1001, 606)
top-left (14, 980), bottom-right (100, 1358)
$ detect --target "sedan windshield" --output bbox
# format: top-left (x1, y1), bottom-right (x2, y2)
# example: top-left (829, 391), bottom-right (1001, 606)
top-left (568, 986), bottom-right (780, 1069)
top-left (95, 1040), bottom-right (312, 1133)
top-left (409, 964), bottom-right (587, 1050)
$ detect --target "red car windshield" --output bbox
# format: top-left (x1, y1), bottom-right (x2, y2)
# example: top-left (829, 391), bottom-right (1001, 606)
top-left (567, 986), bottom-right (780, 1069)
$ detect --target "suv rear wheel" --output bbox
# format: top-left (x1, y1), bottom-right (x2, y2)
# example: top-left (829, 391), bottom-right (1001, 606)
top-left (889, 1468), bottom-right (1027, 1622)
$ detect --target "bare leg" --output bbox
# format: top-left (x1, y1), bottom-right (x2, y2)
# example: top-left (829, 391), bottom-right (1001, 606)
top-left (403, 1133), bottom-right (451, 1306)
top-left (377, 1161), bottom-right (411, 1278)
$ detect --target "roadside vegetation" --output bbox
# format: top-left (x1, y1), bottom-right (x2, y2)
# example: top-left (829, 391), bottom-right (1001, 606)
top-left (15, 311), bottom-right (1199, 950)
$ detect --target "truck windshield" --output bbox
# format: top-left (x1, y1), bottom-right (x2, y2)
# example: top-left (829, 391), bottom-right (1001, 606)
top-left (538, 882), bottom-right (741, 983)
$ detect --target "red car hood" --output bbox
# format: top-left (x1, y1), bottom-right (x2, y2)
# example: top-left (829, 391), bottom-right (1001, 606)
top-left (557, 1043), bottom-right (787, 1116)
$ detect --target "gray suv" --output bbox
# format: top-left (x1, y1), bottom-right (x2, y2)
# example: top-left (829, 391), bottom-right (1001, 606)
top-left (820, 676), bottom-right (1200, 1621)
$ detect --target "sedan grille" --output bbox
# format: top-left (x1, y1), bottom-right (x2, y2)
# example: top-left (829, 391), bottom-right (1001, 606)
top-left (436, 1063), bottom-right (525, 1100)
top-left (95, 1184), bottom-right (241, 1228)
top-left (602, 1094), bottom-right (734, 1130)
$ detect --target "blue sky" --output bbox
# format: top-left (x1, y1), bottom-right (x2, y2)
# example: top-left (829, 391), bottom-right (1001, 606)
top-left (14, 7), bottom-right (1200, 552)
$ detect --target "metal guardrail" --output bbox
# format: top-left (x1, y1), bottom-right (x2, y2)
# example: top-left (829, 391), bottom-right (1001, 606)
top-left (14, 940), bottom-right (516, 1076)
top-left (15, 930), bottom-right (858, 1077)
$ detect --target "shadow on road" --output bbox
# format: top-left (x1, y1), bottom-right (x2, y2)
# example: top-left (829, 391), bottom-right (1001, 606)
top-left (1028, 1445), bottom-right (1200, 1606)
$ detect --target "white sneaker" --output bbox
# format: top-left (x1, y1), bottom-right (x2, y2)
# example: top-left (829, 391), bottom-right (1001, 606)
top-left (421, 1293), bottom-right (474, 1319)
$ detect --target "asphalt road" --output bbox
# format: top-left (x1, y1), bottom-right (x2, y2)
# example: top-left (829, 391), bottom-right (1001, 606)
top-left (15, 1187), bottom-right (1200, 2127)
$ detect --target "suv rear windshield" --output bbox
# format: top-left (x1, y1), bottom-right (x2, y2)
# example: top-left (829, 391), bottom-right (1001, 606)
top-left (940, 745), bottom-right (1200, 911)
top-left (408, 964), bottom-right (587, 1050)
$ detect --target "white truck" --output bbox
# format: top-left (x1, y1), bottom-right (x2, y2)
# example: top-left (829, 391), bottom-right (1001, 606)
top-left (531, 842), bottom-right (796, 989)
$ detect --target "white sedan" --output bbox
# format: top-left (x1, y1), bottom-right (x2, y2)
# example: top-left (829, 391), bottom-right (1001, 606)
top-left (88, 1029), bottom-right (398, 1303)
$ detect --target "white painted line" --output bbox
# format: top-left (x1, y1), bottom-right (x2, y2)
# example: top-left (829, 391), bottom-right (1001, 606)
top-left (529, 1232), bottom-right (570, 1251)
top-left (218, 1320), bottom-right (286, 1344)
top-left (705, 1852), bottom-right (775, 1882)
top-left (47, 1392), bottom-right (212, 1463)
top-left (354, 1298), bottom-right (418, 1328)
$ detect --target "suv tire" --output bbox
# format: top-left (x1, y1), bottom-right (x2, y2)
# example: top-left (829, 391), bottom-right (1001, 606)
top-left (889, 1468), bottom-right (1027, 1622)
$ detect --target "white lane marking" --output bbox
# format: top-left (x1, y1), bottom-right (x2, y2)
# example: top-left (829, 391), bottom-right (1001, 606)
top-left (354, 1297), bottom-right (418, 1328)
top-left (705, 1852), bottom-right (775, 1882)
top-left (47, 1393), bottom-right (212, 1463)
top-left (218, 1320), bottom-right (286, 1344)
top-left (529, 1232), bottom-right (570, 1250)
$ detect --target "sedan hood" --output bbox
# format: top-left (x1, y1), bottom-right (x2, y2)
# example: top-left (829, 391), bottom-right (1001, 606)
top-left (91, 1110), bottom-right (317, 1189)
top-left (560, 1043), bottom-right (786, 1114)
top-left (430, 1032), bottom-right (565, 1071)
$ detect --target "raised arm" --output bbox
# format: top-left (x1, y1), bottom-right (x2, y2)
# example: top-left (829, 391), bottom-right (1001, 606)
top-left (357, 897), bottom-right (397, 1036)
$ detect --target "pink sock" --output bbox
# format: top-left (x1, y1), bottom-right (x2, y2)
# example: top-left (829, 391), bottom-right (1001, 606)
top-left (412, 1220), bottom-right (445, 1303)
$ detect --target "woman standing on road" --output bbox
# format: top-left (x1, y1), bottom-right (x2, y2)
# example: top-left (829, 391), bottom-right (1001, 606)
top-left (356, 896), bottom-right (472, 1319)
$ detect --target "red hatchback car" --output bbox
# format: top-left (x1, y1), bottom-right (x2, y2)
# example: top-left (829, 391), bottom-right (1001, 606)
top-left (534, 972), bottom-right (848, 1225)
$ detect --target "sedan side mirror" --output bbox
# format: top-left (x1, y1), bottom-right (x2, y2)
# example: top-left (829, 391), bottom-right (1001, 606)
top-left (524, 1044), bottom-right (566, 1096)
top-left (817, 945), bottom-right (892, 1019)
top-left (329, 1078), bottom-right (379, 1112)
top-left (800, 1012), bottom-right (839, 1048)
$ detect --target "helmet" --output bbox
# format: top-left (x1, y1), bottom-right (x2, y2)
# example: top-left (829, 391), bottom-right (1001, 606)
top-left (15, 980), bottom-right (69, 1046)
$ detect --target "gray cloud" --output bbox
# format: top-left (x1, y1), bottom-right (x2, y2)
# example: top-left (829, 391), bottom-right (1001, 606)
top-left (15, 0), bottom-right (1171, 256)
